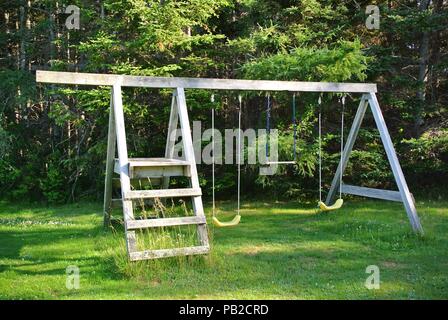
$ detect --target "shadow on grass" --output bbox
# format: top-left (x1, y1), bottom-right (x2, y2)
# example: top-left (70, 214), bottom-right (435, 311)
top-left (1, 199), bottom-right (447, 299)
top-left (0, 222), bottom-right (123, 281)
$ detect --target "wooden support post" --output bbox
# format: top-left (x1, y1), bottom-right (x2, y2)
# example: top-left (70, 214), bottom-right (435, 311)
top-left (103, 89), bottom-right (116, 227)
top-left (112, 83), bottom-right (137, 254)
top-left (36, 69), bottom-right (423, 254)
top-left (162, 93), bottom-right (179, 190)
top-left (367, 93), bottom-right (424, 234)
top-left (325, 95), bottom-right (369, 204)
top-left (341, 184), bottom-right (403, 202)
top-left (326, 93), bottom-right (424, 235)
top-left (175, 88), bottom-right (209, 248)
top-left (36, 70), bottom-right (378, 93)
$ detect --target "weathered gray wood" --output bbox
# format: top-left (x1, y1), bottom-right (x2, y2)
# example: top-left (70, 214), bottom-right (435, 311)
top-left (162, 94), bottom-right (180, 190)
top-left (341, 184), bottom-right (403, 202)
top-left (108, 86), bottom-right (209, 260)
top-left (103, 89), bottom-right (116, 227)
top-left (129, 245), bottom-right (210, 261)
top-left (113, 84), bottom-right (133, 219)
top-left (175, 88), bottom-right (210, 248)
top-left (112, 83), bottom-right (137, 253)
top-left (266, 161), bottom-right (296, 165)
top-left (367, 93), bottom-right (424, 234)
top-left (325, 95), bottom-right (369, 204)
top-left (127, 158), bottom-right (190, 166)
top-left (127, 216), bottom-right (206, 230)
top-left (124, 188), bottom-right (202, 200)
top-left (130, 166), bottom-right (188, 178)
top-left (113, 158), bottom-right (191, 178)
top-left (36, 70), bottom-right (377, 93)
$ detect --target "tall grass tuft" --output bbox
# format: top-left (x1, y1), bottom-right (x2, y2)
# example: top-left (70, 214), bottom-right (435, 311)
top-left (104, 196), bottom-right (213, 279)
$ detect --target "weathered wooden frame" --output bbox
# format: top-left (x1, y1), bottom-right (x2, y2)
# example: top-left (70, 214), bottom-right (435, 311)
top-left (36, 71), bottom-right (423, 241)
top-left (37, 70), bottom-right (377, 92)
top-left (325, 93), bottom-right (423, 234)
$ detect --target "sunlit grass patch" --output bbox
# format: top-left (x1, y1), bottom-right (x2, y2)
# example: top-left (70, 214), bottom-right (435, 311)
top-left (0, 199), bottom-right (447, 299)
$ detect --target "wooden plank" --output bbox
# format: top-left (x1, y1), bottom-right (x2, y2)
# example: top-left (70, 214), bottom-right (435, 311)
top-left (36, 70), bottom-right (377, 93)
top-left (112, 84), bottom-right (137, 253)
top-left (113, 84), bottom-right (133, 220)
top-left (175, 88), bottom-right (210, 248)
top-left (128, 158), bottom-right (190, 166)
top-left (367, 93), bottom-right (424, 234)
top-left (325, 95), bottom-right (369, 205)
top-left (114, 161), bottom-right (189, 178)
top-left (163, 94), bottom-right (180, 191)
top-left (129, 245), bottom-right (210, 261)
top-left (103, 89), bottom-right (116, 227)
top-left (341, 184), bottom-right (403, 202)
top-left (132, 166), bottom-right (188, 178)
top-left (114, 158), bottom-right (190, 178)
top-left (114, 158), bottom-right (189, 168)
top-left (124, 188), bottom-right (202, 199)
top-left (127, 216), bottom-right (206, 230)
top-left (265, 161), bottom-right (296, 165)
top-left (127, 157), bottom-right (190, 177)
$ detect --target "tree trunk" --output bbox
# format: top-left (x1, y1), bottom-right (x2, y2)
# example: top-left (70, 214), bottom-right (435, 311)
top-left (415, 0), bottom-right (431, 136)
top-left (19, 4), bottom-right (28, 71)
top-left (429, 0), bottom-right (444, 108)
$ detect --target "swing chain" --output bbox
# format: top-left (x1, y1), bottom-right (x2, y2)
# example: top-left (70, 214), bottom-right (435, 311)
top-left (211, 94), bottom-right (216, 217)
top-left (292, 93), bottom-right (297, 161)
top-left (265, 93), bottom-right (271, 158)
top-left (339, 94), bottom-right (346, 199)
top-left (318, 93), bottom-right (323, 198)
top-left (237, 95), bottom-right (242, 216)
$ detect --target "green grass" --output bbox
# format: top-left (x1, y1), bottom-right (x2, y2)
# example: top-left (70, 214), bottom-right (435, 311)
top-left (0, 198), bottom-right (447, 299)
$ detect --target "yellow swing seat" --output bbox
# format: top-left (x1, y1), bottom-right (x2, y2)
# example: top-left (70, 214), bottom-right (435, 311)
top-left (212, 214), bottom-right (241, 227)
top-left (318, 198), bottom-right (344, 211)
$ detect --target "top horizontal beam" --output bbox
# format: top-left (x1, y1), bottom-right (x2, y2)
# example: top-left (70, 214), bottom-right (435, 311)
top-left (36, 71), bottom-right (377, 93)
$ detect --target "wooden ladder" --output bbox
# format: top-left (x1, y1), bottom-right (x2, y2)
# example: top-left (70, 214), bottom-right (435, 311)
top-left (103, 85), bottom-right (209, 261)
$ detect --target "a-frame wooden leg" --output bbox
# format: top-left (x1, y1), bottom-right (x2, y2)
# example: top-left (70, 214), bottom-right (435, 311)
top-left (112, 83), bottom-right (137, 254)
top-left (162, 93), bottom-right (179, 190)
top-left (103, 89), bottom-right (116, 227)
top-left (175, 88), bottom-right (209, 248)
top-left (325, 93), bottom-right (423, 235)
top-left (367, 93), bottom-right (423, 234)
top-left (325, 94), bottom-right (369, 204)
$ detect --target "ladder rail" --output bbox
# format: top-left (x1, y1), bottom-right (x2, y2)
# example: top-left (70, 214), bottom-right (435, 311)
top-left (106, 87), bottom-right (210, 261)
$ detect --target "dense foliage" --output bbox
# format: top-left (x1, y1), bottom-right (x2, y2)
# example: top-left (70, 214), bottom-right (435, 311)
top-left (0, 0), bottom-right (447, 203)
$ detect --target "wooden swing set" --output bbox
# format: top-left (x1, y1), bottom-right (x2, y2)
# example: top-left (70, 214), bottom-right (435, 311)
top-left (36, 70), bottom-right (424, 261)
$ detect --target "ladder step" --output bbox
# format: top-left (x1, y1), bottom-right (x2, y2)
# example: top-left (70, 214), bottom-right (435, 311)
top-left (129, 245), bottom-right (210, 261)
top-left (115, 158), bottom-right (191, 178)
top-left (265, 161), bottom-right (296, 165)
top-left (127, 216), bottom-right (206, 229)
top-left (126, 158), bottom-right (191, 167)
top-left (124, 188), bottom-right (202, 199)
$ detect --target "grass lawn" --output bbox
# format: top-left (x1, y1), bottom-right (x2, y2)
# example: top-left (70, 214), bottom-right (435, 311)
top-left (0, 198), bottom-right (447, 299)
